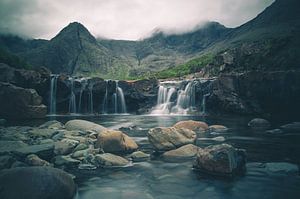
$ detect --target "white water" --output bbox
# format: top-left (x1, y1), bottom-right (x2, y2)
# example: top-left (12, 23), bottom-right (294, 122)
top-left (49, 74), bottom-right (58, 115)
top-left (68, 77), bottom-right (77, 114)
top-left (88, 83), bottom-right (94, 114)
top-left (78, 78), bottom-right (88, 113)
top-left (151, 80), bottom-right (196, 115)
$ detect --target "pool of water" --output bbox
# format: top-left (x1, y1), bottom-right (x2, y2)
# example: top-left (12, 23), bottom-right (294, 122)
top-left (9, 114), bottom-right (300, 198)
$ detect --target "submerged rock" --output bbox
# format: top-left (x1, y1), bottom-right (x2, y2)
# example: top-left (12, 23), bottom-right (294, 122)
top-left (0, 167), bottom-right (76, 199)
top-left (173, 120), bottom-right (208, 132)
top-left (193, 144), bottom-right (246, 176)
top-left (65, 119), bottom-right (107, 133)
top-left (148, 127), bottom-right (197, 151)
top-left (127, 151), bottom-right (150, 162)
top-left (248, 118), bottom-right (270, 128)
top-left (264, 162), bottom-right (299, 175)
top-left (208, 125), bottom-right (228, 133)
top-left (95, 153), bottom-right (129, 167)
top-left (280, 122), bottom-right (300, 133)
top-left (39, 120), bottom-right (64, 129)
top-left (95, 130), bottom-right (138, 154)
top-left (162, 144), bottom-right (199, 162)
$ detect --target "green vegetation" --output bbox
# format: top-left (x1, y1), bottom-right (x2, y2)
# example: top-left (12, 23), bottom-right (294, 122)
top-left (0, 48), bottom-right (32, 69)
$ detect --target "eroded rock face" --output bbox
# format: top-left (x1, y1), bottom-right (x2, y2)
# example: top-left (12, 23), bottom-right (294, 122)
top-left (194, 144), bottom-right (246, 176)
top-left (65, 119), bottom-right (107, 133)
top-left (162, 144), bottom-right (199, 162)
top-left (0, 167), bottom-right (76, 199)
top-left (148, 127), bottom-right (197, 151)
top-left (0, 82), bottom-right (47, 119)
top-left (173, 120), bottom-right (208, 132)
top-left (95, 130), bottom-right (138, 154)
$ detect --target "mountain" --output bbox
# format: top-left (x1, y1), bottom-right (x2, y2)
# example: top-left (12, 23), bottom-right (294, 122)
top-left (0, 0), bottom-right (299, 79)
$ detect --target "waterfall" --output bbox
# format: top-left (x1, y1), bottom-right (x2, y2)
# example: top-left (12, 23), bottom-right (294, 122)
top-left (68, 77), bottom-right (77, 114)
top-left (49, 74), bottom-right (58, 115)
top-left (151, 80), bottom-right (196, 115)
top-left (201, 93), bottom-right (210, 114)
top-left (117, 82), bottom-right (127, 113)
top-left (88, 83), bottom-right (94, 114)
top-left (102, 80), bottom-right (108, 114)
top-left (78, 78), bottom-right (88, 113)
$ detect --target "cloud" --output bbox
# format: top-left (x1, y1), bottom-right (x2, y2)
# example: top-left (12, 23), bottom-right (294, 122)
top-left (0, 0), bottom-right (275, 40)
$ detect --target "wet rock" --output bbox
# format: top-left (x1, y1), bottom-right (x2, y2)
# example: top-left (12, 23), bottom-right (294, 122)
top-left (78, 163), bottom-right (97, 170)
top-left (10, 161), bottom-right (28, 168)
top-left (193, 144), bottom-right (246, 176)
top-left (54, 139), bottom-right (79, 155)
top-left (173, 120), bottom-right (208, 132)
top-left (280, 122), bottom-right (300, 133)
top-left (0, 141), bottom-right (28, 153)
top-left (0, 82), bottom-right (47, 119)
top-left (53, 155), bottom-right (81, 168)
top-left (13, 143), bottom-right (54, 160)
top-left (74, 143), bottom-right (89, 152)
top-left (96, 130), bottom-right (138, 154)
top-left (208, 125), bottom-right (228, 133)
top-left (25, 154), bottom-right (51, 166)
top-left (0, 166), bottom-right (76, 199)
top-left (265, 129), bottom-right (283, 135)
top-left (0, 155), bottom-right (15, 170)
top-left (39, 139), bottom-right (55, 145)
top-left (95, 153), bottom-right (129, 167)
top-left (127, 151), bottom-right (150, 162)
top-left (65, 119), bottom-right (107, 133)
top-left (248, 118), bottom-right (270, 128)
top-left (39, 120), bottom-right (64, 129)
top-left (28, 128), bottom-right (59, 139)
top-left (148, 127), bottom-right (197, 151)
top-left (162, 144), bottom-right (199, 162)
top-left (264, 162), bottom-right (299, 175)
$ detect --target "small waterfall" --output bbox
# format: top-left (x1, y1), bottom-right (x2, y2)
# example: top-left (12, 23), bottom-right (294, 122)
top-left (151, 80), bottom-right (196, 115)
top-left (116, 81), bottom-right (127, 113)
top-left (102, 80), bottom-right (108, 114)
top-left (201, 93), bottom-right (210, 114)
top-left (49, 74), bottom-right (58, 115)
top-left (78, 78), bottom-right (88, 113)
top-left (88, 83), bottom-right (94, 114)
top-left (68, 77), bottom-right (77, 114)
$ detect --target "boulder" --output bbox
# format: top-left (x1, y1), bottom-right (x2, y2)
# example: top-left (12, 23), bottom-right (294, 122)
top-left (54, 139), bottom-right (79, 155)
top-left (173, 120), bottom-right (208, 132)
top-left (53, 155), bottom-right (81, 168)
top-left (162, 144), bottom-right (199, 162)
top-left (13, 143), bottom-right (54, 160)
top-left (65, 119), bottom-right (107, 133)
top-left (39, 120), bottom-right (64, 129)
top-left (0, 141), bottom-right (28, 153)
top-left (148, 127), bottom-right (197, 151)
top-left (208, 125), bottom-right (228, 133)
top-left (28, 128), bottom-right (59, 139)
top-left (25, 154), bottom-right (51, 166)
top-left (193, 144), bottom-right (246, 176)
top-left (0, 82), bottom-right (47, 119)
top-left (280, 122), bottom-right (300, 133)
top-left (95, 130), bottom-right (138, 154)
top-left (127, 151), bottom-right (150, 162)
top-left (248, 118), bottom-right (270, 128)
top-left (95, 153), bottom-right (129, 167)
top-left (0, 167), bottom-right (76, 199)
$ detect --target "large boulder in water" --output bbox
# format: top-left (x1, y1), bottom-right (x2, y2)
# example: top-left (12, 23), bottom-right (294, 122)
top-left (0, 82), bottom-right (47, 119)
top-left (193, 144), bottom-right (246, 176)
top-left (0, 167), bottom-right (76, 199)
top-left (173, 120), bottom-right (208, 132)
top-left (95, 130), bottom-right (138, 154)
top-left (162, 144), bottom-right (200, 162)
top-left (148, 127), bottom-right (197, 151)
top-left (65, 119), bottom-right (107, 133)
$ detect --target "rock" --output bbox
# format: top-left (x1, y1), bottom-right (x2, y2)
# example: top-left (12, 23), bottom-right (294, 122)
top-left (13, 143), bottom-right (54, 160)
top-left (0, 167), bottom-right (76, 199)
top-left (127, 151), bottom-right (150, 162)
top-left (193, 144), bottom-right (246, 176)
top-left (28, 128), bottom-right (59, 139)
top-left (162, 144), bottom-right (199, 162)
top-left (264, 162), bottom-right (299, 175)
top-left (0, 155), bottom-right (15, 170)
top-left (73, 143), bottom-right (89, 152)
top-left (39, 120), bottom-right (64, 129)
top-left (148, 127), bottom-right (197, 151)
top-left (0, 82), bottom-right (47, 119)
top-left (280, 122), bottom-right (300, 133)
top-left (248, 118), bottom-right (270, 128)
top-left (10, 161), bottom-right (28, 168)
top-left (265, 129), bottom-right (283, 135)
top-left (65, 119), bottom-right (107, 133)
top-left (71, 148), bottom-right (99, 159)
top-left (78, 163), bottom-right (97, 170)
top-left (53, 155), bottom-right (81, 168)
top-left (208, 125), bottom-right (228, 133)
top-left (173, 120), bottom-right (208, 132)
top-left (54, 139), bottom-right (79, 155)
top-left (25, 154), bottom-right (51, 166)
top-left (0, 141), bottom-right (28, 153)
top-left (96, 130), bottom-right (138, 154)
top-left (0, 119), bottom-right (6, 126)
top-left (39, 139), bottom-right (55, 145)
top-left (95, 153), bottom-right (129, 167)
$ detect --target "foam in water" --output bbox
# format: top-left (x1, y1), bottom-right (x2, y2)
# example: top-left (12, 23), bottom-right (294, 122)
top-left (49, 74), bottom-right (58, 115)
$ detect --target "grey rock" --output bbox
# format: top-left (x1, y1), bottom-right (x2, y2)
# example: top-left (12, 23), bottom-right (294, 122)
top-left (162, 144), bottom-right (199, 162)
top-left (264, 162), bottom-right (299, 175)
top-left (78, 163), bottom-right (97, 170)
top-left (280, 122), bottom-right (300, 133)
top-left (65, 119), bottom-right (107, 133)
top-left (39, 120), bottom-right (64, 129)
top-left (54, 139), bottom-right (78, 155)
top-left (265, 128), bottom-right (283, 135)
top-left (127, 151), bottom-right (150, 162)
top-left (208, 125), bottom-right (228, 133)
top-left (0, 166), bottom-right (76, 199)
top-left (28, 128), bottom-right (59, 139)
top-left (95, 153), bottom-right (129, 167)
top-left (10, 161), bottom-right (28, 168)
top-left (53, 155), bottom-right (81, 168)
top-left (248, 118), bottom-right (270, 128)
top-left (74, 143), bottom-right (89, 152)
top-left (13, 143), bottom-right (54, 160)
top-left (25, 154), bottom-right (51, 166)
top-left (148, 127), bottom-right (197, 151)
top-left (0, 141), bottom-right (28, 153)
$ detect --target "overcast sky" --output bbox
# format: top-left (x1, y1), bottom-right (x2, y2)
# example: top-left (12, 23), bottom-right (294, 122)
top-left (0, 0), bottom-right (275, 40)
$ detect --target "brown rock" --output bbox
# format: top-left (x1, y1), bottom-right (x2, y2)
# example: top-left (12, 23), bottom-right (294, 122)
top-left (174, 120), bottom-right (208, 132)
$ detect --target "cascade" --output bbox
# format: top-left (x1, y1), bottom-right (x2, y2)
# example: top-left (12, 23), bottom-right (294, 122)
top-left (78, 78), bottom-right (88, 113)
top-left (49, 74), bottom-right (58, 115)
top-left (102, 80), bottom-right (108, 114)
top-left (88, 83), bottom-right (94, 114)
top-left (68, 77), bottom-right (77, 114)
top-left (201, 93), bottom-right (210, 114)
top-left (116, 81), bottom-right (127, 113)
